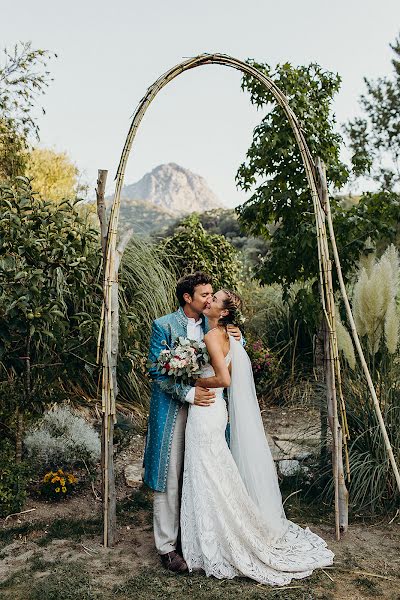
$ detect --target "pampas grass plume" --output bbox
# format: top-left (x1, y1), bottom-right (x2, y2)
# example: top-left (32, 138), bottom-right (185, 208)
top-left (385, 300), bottom-right (400, 354)
top-left (335, 311), bottom-right (356, 370)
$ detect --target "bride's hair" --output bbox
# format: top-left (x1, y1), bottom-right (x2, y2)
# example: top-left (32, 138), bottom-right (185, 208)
top-left (218, 289), bottom-right (243, 328)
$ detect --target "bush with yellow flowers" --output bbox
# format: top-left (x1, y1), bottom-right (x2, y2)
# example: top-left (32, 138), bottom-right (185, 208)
top-left (40, 469), bottom-right (78, 500)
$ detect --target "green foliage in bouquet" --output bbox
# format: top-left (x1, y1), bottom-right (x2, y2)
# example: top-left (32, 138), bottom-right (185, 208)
top-left (152, 337), bottom-right (209, 387)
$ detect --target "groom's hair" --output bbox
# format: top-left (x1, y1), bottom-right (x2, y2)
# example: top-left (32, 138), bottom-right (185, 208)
top-left (176, 271), bottom-right (212, 306)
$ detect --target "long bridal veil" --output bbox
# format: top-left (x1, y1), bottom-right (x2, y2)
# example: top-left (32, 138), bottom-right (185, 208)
top-left (228, 336), bottom-right (288, 542)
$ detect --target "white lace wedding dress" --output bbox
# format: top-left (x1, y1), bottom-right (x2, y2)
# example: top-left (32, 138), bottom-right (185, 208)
top-left (180, 339), bottom-right (334, 586)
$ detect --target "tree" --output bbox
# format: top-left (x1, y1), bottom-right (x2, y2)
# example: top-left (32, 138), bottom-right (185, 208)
top-left (0, 42), bottom-right (54, 180)
top-left (0, 119), bottom-right (27, 181)
top-left (346, 34), bottom-right (400, 191)
top-left (159, 213), bottom-right (242, 291)
top-left (236, 60), bottom-right (349, 291)
top-left (159, 208), bottom-right (270, 273)
top-left (0, 177), bottom-right (100, 458)
top-left (236, 60), bottom-right (400, 292)
top-left (26, 148), bottom-right (87, 201)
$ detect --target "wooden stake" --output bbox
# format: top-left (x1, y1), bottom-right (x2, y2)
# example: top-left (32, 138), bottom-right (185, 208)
top-left (96, 170), bottom-right (118, 548)
top-left (96, 170), bottom-right (108, 258)
top-left (316, 158), bottom-right (349, 537)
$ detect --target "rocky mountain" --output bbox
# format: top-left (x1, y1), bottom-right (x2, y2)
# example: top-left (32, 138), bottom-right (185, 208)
top-left (120, 163), bottom-right (224, 215)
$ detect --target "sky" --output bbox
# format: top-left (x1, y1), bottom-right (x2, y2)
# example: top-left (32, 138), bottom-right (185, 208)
top-left (1, 1), bottom-right (400, 207)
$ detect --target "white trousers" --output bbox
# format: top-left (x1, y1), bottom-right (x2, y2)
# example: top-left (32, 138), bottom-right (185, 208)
top-left (153, 404), bottom-right (188, 554)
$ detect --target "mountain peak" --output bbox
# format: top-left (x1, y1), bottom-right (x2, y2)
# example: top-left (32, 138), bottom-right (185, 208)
top-left (121, 163), bottom-right (224, 215)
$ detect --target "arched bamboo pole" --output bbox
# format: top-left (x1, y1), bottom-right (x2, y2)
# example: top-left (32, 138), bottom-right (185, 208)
top-left (100, 53), bottom-right (400, 546)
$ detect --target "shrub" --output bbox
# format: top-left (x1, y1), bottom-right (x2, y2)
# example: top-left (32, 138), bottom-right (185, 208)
top-left (24, 405), bottom-right (100, 470)
top-left (0, 462), bottom-right (28, 517)
top-left (158, 213), bottom-right (242, 290)
top-left (40, 468), bottom-right (78, 501)
top-left (245, 335), bottom-right (279, 398)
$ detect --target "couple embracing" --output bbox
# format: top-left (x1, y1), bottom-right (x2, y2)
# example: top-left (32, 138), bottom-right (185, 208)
top-left (144, 272), bottom-right (333, 586)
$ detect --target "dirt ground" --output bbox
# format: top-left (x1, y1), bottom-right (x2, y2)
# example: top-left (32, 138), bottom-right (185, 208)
top-left (0, 407), bottom-right (399, 600)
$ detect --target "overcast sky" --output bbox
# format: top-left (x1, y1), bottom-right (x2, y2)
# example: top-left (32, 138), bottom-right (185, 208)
top-left (2, 1), bottom-right (400, 207)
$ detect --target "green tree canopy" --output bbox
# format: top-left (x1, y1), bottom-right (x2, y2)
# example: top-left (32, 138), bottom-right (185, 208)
top-left (27, 148), bottom-right (87, 202)
top-left (0, 177), bottom-right (101, 412)
top-left (346, 33), bottom-right (400, 191)
top-left (159, 213), bottom-right (242, 291)
top-left (236, 60), bottom-right (348, 290)
top-left (0, 42), bottom-right (54, 180)
top-left (236, 60), bottom-right (400, 292)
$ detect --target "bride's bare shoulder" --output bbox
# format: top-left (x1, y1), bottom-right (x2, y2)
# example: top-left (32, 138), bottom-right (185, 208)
top-left (204, 327), bottom-right (228, 349)
top-left (204, 326), bottom-right (225, 340)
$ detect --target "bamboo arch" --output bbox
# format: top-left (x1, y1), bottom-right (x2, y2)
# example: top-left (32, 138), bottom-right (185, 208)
top-left (99, 53), bottom-right (400, 547)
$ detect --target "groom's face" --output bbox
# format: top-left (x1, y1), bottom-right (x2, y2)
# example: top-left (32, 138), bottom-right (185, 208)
top-left (185, 283), bottom-right (213, 315)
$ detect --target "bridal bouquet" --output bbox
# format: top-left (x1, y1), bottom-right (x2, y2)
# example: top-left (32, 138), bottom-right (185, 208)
top-left (155, 337), bottom-right (209, 385)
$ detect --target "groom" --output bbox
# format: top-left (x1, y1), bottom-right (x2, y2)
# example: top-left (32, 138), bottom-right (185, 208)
top-left (144, 271), bottom-right (242, 573)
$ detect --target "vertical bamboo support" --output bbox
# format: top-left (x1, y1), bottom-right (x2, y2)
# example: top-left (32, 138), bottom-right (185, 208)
top-left (96, 170), bottom-right (117, 548)
top-left (96, 169), bottom-right (108, 258)
top-left (316, 158), bottom-right (349, 537)
top-left (312, 164), bottom-right (340, 539)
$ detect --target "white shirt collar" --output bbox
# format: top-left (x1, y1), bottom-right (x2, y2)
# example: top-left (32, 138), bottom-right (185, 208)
top-left (187, 316), bottom-right (202, 326)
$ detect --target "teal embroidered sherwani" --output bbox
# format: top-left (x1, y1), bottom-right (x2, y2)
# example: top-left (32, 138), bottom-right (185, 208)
top-left (144, 307), bottom-right (209, 492)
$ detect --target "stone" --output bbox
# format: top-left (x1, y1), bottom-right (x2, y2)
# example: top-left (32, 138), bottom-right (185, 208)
top-left (278, 459), bottom-right (301, 477)
top-left (124, 463), bottom-right (143, 487)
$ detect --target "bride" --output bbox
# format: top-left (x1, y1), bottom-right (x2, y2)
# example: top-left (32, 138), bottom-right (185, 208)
top-left (180, 289), bottom-right (334, 586)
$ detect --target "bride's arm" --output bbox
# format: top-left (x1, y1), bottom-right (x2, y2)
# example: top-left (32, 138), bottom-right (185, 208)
top-left (195, 331), bottom-right (231, 389)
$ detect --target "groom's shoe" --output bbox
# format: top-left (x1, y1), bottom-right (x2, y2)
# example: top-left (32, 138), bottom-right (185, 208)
top-left (160, 550), bottom-right (188, 573)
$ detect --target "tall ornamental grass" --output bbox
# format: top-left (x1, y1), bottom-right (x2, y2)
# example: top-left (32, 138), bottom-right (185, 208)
top-left (337, 245), bottom-right (400, 512)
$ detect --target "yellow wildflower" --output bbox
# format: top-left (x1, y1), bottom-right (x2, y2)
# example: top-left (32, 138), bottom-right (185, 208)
top-left (43, 473), bottom-right (51, 482)
top-left (55, 487), bottom-right (60, 493)
top-left (60, 478), bottom-right (66, 486)
top-left (62, 486), bottom-right (67, 493)
top-left (51, 476), bottom-right (60, 483)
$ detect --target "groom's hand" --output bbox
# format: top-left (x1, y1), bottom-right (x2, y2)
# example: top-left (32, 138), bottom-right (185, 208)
top-left (194, 387), bottom-right (216, 406)
top-left (227, 324), bottom-right (241, 341)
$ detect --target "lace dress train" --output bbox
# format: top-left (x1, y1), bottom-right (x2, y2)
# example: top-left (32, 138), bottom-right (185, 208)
top-left (180, 351), bottom-right (334, 586)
